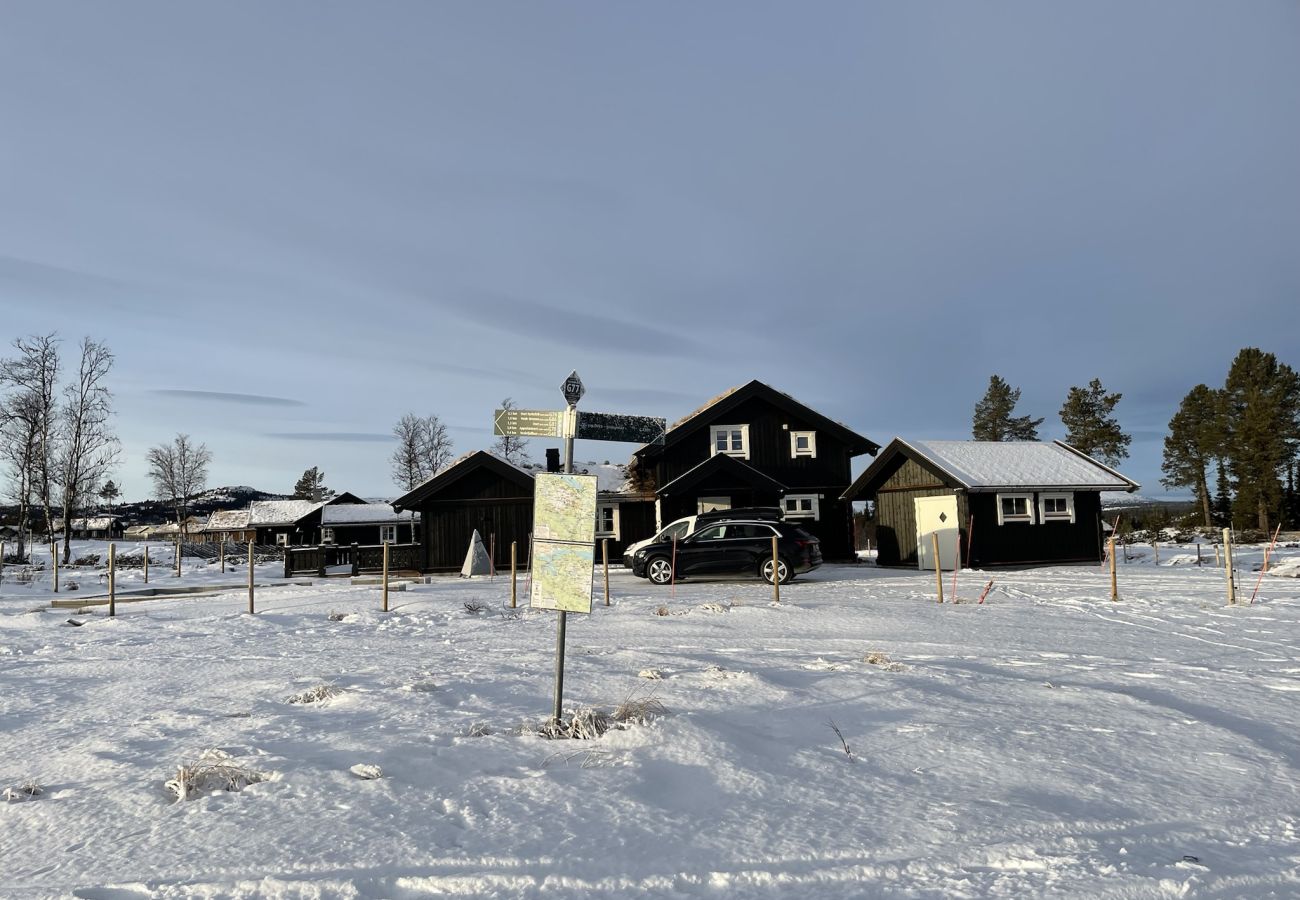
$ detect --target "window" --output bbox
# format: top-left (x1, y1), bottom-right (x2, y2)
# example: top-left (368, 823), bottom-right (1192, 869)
top-left (698, 496), bottom-right (730, 513)
top-left (275, 533), bottom-right (290, 547)
top-left (1039, 492), bottom-right (1076, 524)
top-left (789, 431), bottom-right (817, 458)
top-left (655, 520), bottom-right (692, 543)
top-left (710, 424), bottom-right (750, 459)
top-left (595, 503), bottom-right (620, 539)
top-left (692, 524), bottom-right (729, 541)
top-left (996, 493), bottom-right (1034, 525)
top-left (783, 494), bottom-right (820, 520)
top-left (379, 524), bottom-right (397, 544)
top-left (736, 523), bottom-right (778, 539)
top-left (321, 528), bottom-right (335, 545)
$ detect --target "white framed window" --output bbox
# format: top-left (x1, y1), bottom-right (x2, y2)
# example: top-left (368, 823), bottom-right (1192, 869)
top-left (996, 493), bottom-right (1035, 525)
top-left (595, 503), bottom-right (620, 539)
top-left (275, 532), bottom-right (290, 547)
top-left (698, 496), bottom-right (731, 513)
top-left (783, 494), bottom-right (820, 520)
top-left (379, 524), bottom-right (397, 544)
top-left (710, 424), bottom-right (750, 459)
top-left (789, 431), bottom-right (817, 458)
top-left (321, 528), bottom-right (335, 544)
top-left (1039, 492), bottom-right (1076, 524)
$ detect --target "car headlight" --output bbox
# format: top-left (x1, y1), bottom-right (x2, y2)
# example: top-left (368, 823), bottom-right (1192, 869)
top-left (634, 550), bottom-right (647, 560)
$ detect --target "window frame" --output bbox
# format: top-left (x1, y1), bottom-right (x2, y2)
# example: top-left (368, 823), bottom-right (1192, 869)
top-left (697, 496), bottom-right (731, 513)
top-left (710, 424), bottom-right (750, 460)
top-left (782, 493), bottom-right (820, 520)
top-left (321, 527), bottom-right (335, 545)
top-left (595, 503), bottom-right (620, 540)
top-left (789, 430), bottom-right (817, 458)
top-left (995, 493), bottom-right (1035, 525)
top-left (274, 532), bottom-right (290, 547)
top-left (1038, 492), bottom-right (1076, 524)
top-left (379, 524), bottom-right (397, 544)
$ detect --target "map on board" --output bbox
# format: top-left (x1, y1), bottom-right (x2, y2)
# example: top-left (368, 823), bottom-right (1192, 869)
top-left (532, 473), bottom-right (598, 544)
top-left (530, 472), bottom-right (599, 614)
top-left (530, 540), bottom-right (595, 613)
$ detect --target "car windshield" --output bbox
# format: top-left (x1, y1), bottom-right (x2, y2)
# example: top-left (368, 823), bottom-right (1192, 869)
top-left (655, 521), bottom-right (691, 542)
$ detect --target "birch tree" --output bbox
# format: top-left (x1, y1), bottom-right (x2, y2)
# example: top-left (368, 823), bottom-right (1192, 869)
top-left (146, 434), bottom-right (212, 535)
top-left (0, 334), bottom-right (60, 557)
top-left (54, 338), bottom-right (120, 563)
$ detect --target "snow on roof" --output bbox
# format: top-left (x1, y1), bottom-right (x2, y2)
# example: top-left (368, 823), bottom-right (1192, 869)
top-left (204, 509), bottom-right (251, 530)
top-left (578, 463), bottom-right (631, 493)
top-left (249, 499), bottom-right (322, 526)
top-left (321, 503), bottom-right (414, 525)
top-left (905, 440), bottom-right (1138, 491)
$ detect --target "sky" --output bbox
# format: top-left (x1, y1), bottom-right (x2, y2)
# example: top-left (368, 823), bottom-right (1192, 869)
top-left (2, 1), bottom-right (1298, 502)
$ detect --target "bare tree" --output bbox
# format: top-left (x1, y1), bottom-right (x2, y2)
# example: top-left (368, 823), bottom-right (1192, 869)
top-left (492, 397), bottom-right (529, 465)
top-left (0, 334), bottom-right (60, 557)
top-left (53, 338), bottom-right (120, 563)
top-left (390, 413), bottom-right (455, 492)
top-left (146, 434), bottom-right (212, 535)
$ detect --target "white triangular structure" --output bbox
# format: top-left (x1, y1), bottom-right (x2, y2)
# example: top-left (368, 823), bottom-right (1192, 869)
top-left (460, 529), bottom-right (492, 577)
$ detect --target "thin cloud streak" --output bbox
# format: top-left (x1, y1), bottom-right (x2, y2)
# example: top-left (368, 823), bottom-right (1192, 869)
top-left (151, 389), bottom-right (307, 407)
top-left (266, 432), bottom-right (395, 442)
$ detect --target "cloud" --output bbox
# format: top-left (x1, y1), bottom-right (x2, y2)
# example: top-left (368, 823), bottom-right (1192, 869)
top-left (424, 360), bottom-right (537, 383)
top-left (266, 432), bottom-right (395, 442)
top-left (151, 389), bottom-right (306, 407)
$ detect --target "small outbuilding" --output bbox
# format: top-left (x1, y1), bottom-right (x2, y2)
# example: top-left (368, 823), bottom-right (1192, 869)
top-left (842, 439), bottom-right (1139, 568)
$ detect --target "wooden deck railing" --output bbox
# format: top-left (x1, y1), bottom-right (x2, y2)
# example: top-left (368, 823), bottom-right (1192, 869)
top-left (284, 543), bottom-right (421, 578)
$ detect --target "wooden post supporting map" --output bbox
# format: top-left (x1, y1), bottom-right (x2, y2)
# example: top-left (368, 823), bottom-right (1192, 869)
top-left (51, 542), bottom-right (58, 593)
top-left (932, 532), bottom-right (944, 603)
top-left (1223, 528), bottom-right (1236, 605)
top-left (248, 540), bottom-right (256, 614)
top-left (108, 543), bottom-right (116, 617)
top-left (510, 542), bottom-right (518, 609)
top-left (382, 540), bottom-right (390, 612)
top-left (602, 538), bottom-right (610, 606)
top-left (771, 535), bottom-right (780, 603)
top-left (1109, 537), bottom-right (1118, 601)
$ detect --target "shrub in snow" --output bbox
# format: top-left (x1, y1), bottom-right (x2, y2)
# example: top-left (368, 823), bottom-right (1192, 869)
top-left (3, 781), bottom-right (43, 802)
top-left (327, 612), bottom-right (346, 622)
top-left (531, 690), bottom-right (668, 740)
top-left (612, 691), bottom-right (666, 726)
top-left (638, 668), bottom-right (663, 680)
top-left (73, 554), bottom-right (100, 567)
top-left (827, 720), bottom-right (855, 762)
top-left (463, 601), bottom-right (487, 615)
top-left (287, 684), bottom-right (340, 705)
top-left (865, 650), bottom-right (907, 672)
top-left (165, 750), bottom-right (267, 802)
top-left (654, 606), bottom-right (670, 617)
top-left (349, 764), bottom-right (383, 780)
top-left (467, 722), bottom-right (493, 737)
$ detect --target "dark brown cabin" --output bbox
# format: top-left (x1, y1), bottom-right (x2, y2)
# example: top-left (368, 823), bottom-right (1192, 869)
top-left (630, 380), bottom-right (879, 561)
top-left (842, 439), bottom-right (1139, 568)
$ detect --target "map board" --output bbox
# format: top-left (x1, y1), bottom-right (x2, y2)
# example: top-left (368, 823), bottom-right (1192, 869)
top-left (530, 473), bottom-right (598, 613)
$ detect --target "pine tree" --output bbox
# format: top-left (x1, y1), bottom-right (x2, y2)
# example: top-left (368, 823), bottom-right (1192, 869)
top-left (1213, 459), bottom-right (1233, 527)
top-left (1220, 348), bottom-right (1300, 531)
top-left (1160, 384), bottom-right (1222, 527)
top-left (98, 479), bottom-right (121, 510)
top-left (1059, 378), bottom-right (1131, 465)
top-left (972, 375), bottom-right (1043, 441)
top-left (292, 466), bottom-right (335, 503)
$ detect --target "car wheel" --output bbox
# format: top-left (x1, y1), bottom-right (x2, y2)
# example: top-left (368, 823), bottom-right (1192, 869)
top-left (646, 557), bottom-right (674, 585)
top-left (760, 556), bottom-right (791, 584)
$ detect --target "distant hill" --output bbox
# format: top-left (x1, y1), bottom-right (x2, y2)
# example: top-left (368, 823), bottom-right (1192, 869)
top-left (0, 485), bottom-right (289, 527)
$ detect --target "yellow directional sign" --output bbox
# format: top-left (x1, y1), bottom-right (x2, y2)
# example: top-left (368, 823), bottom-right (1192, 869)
top-left (493, 408), bottom-right (566, 438)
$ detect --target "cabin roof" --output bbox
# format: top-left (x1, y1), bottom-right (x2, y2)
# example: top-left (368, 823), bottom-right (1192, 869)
top-left (657, 453), bottom-right (788, 497)
top-left (322, 503), bottom-right (416, 526)
top-left (248, 499), bottom-right (323, 526)
top-left (391, 450), bottom-right (535, 511)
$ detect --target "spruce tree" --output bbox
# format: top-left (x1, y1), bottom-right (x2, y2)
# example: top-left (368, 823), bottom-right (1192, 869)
top-left (1220, 348), bottom-right (1300, 531)
top-left (1213, 459), bottom-right (1233, 527)
top-left (1059, 378), bottom-right (1131, 465)
top-left (292, 466), bottom-right (335, 503)
top-left (1160, 384), bottom-right (1223, 527)
top-left (972, 375), bottom-right (1043, 441)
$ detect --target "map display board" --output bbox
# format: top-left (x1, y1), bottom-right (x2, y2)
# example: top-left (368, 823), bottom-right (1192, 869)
top-left (530, 473), bottom-right (598, 614)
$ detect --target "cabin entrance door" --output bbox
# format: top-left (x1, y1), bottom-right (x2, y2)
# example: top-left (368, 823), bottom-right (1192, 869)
top-left (915, 495), bottom-right (960, 571)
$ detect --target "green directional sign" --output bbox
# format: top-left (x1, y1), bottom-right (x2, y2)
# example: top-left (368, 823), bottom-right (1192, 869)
top-left (493, 408), bottom-right (567, 438)
top-left (576, 411), bottom-right (667, 445)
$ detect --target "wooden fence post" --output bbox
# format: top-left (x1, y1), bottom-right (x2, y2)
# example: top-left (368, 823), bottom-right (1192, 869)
top-left (351, 542), bottom-right (360, 577)
top-left (1109, 536), bottom-right (1118, 601)
top-left (489, 533), bottom-right (496, 579)
top-left (602, 538), bottom-right (610, 606)
top-left (1152, 540), bottom-right (1159, 565)
top-left (248, 540), bottom-right (256, 614)
top-left (771, 535), bottom-right (780, 603)
top-left (108, 543), bottom-right (116, 617)
top-left (1223, 527), bottom-right (1236, 605)
top-left (1, 540), bottom-right (5, 584)
top-left (220, 539), bottom-right (225, 574)
top-left (143, 542), bottom-right (149, 583)
top-left (382, 541), bottom-right (390, 613)
top-left (932, 532), bottom-right (943, 603)
top-left (510, 541), bottom-right (518, 609)
top-left (175, 538), bottom-right (181, 578)
top-left (51, 542), bottom-right (58, 593)
top-left (1214, 543), bottom-right (1221, 567)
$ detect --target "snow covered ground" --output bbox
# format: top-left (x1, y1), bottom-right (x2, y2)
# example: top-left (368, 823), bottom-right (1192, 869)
top-left (3, 541), bottom-right (1300, 898)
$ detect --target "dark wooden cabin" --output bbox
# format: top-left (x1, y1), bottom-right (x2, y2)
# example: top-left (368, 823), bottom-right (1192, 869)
top-left (320, 503), bottom-right (419, 547)
top-left (392, 451), bottom-right (536, 573)
top-left (630, 380), bottom-right (879, 561)
top-left (842, 439), bottom-right (1139, 568)
top-left (250, 493), bottom-right (365, 546)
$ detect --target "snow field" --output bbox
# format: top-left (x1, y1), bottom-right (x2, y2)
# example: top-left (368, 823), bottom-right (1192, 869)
top-left (2, 544), bottom-right (1299, 898)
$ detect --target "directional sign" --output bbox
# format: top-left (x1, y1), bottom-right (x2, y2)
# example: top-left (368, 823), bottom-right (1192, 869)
top-left (494, 408), bottom-right (565, 438)
top-left (575, 410), bottom-right (667, 445)
top-left (561, 370), bottom-right (585, 407)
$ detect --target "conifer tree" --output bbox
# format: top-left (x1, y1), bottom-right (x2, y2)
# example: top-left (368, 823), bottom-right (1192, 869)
top-left (1160, 384), bottom-right (1222, 527)
top-left (1220, 348), bottom-right (1300, 531)
top-left (292, 466), bottom-right (334, 503)
top-left (972, 375), bottom-right (1043, 441)
top-left (1059, 378), bottom-right (1131, 465)
top-left (1213, 459), bottom-right (1233, 527)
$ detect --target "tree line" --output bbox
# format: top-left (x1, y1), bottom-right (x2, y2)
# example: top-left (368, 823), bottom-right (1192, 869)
top-left (971, 374), bottom-right (1131, 464)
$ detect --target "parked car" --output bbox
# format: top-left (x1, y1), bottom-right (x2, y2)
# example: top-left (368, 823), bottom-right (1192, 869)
top-left (630, 519), bottom-right (821, 585)
top-left (621, 507), bottom-right (782, 568)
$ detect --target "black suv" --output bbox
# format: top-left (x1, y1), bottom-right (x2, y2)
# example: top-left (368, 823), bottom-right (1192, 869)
top-left (630, 520), bottom-right (822, 585)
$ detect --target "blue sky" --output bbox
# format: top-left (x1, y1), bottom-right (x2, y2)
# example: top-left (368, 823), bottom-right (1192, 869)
top-left (2, 2), bottom-right (1298, 501)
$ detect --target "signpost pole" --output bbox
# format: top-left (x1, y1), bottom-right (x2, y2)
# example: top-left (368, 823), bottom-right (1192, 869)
top-left (510, 541), bottom-right (517, 609)
top-left (108, 543), bottom-right (116, 617)
top-left (602, 538), bottom-right (610, 606)
top-left (552, 371), bottom-right (583, 725)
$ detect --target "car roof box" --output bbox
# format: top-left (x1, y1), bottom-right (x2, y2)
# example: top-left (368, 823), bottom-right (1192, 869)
top-left (696, 506), bottom-right (783, 524)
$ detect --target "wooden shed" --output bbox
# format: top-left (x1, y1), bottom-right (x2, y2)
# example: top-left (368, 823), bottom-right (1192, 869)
top-left (842, 439), bottom-right (1139, 568)
top-left (391, 451), bottom-right (536, 573)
